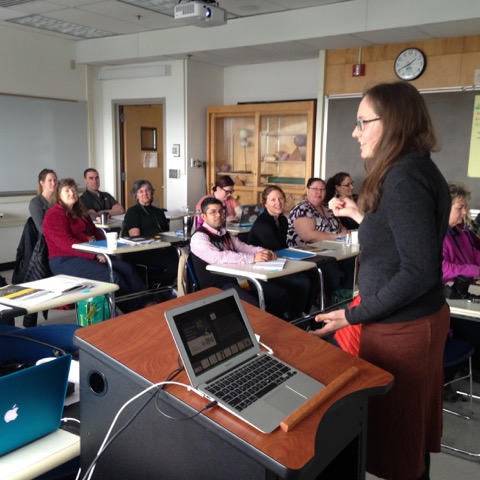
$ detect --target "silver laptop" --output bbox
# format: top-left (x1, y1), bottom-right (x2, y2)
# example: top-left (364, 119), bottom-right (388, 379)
top-left (0, 354), bottom-right (71, 456)
top-left (227, 204), bottom-right (262, 228)
top-left (164, 289), bottom-right (324, 433)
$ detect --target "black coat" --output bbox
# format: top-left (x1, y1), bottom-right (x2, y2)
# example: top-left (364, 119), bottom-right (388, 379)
top-left (12, 217), bottom-right (52, 284)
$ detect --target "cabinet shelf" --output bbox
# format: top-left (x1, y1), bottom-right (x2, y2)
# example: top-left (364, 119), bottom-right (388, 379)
top-left (207, 101), bottom-right (315, 207)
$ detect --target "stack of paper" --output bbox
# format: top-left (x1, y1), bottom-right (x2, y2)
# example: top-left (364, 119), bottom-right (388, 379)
top-left (253, 258), bottom-right (287, 271)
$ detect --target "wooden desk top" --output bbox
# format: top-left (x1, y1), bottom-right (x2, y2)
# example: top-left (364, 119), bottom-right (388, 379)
top-left (75, 288), bottom-right (393, 471)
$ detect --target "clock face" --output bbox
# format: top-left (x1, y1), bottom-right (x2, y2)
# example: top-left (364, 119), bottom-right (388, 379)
top-left (394, 48), bottom-right (426, 81)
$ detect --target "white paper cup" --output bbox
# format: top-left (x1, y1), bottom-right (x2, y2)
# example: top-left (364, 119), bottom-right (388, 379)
top-left (351, 230), bottom-right (359, 244)
top-left (106, 232), bottom-right (118, 250)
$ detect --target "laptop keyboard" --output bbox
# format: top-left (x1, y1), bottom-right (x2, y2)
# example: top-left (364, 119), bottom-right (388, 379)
top-left (204, 355), bottom-right (297, 412)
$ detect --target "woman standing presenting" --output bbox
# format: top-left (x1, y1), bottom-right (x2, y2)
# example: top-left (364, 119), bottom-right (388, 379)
top-left (314, 82), bottom-right (450, 480)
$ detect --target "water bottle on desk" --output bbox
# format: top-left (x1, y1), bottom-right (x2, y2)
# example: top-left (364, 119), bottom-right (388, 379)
top-left (183, 206), bottom-right (193, 239)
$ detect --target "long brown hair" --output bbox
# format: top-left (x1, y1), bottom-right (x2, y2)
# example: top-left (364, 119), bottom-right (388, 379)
top-left (53, 178), bottom-right (86, 218)
top-left (358, 82), bottom-right (439, 213)
top-left (37, 168), bottom-right (57, 195)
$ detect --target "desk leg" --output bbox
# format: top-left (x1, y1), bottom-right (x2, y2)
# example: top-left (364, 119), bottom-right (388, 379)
top-left (102, 254), bottom-right (116, 316)
top-left (248, 278), bottom-right (265, 311)
top-left (317, 267), bottom-right (325, 312)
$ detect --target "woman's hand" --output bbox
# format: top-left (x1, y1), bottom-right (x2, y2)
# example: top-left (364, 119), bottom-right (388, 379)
top-left (308, 309), bottom-right (350, 338)
top-left (328, 197), bottom-right (364, 224)
top-left (96, 254), bottom-right (107, 263)
top-left (254, 250), bottom-right (275, 263)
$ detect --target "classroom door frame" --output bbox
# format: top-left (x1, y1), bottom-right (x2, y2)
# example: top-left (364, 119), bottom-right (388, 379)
top-left (117, 101), bottom-right (166, 210)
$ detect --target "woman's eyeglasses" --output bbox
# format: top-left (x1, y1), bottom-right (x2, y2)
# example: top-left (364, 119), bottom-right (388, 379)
top-left (221, 188), bottom-right (234, 195)
top-left (355, 118), bottom-right (380, 131)
top-left (340, 182), bottom-right (354, 188)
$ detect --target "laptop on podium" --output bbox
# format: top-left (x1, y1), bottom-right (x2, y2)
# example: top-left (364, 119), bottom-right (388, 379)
top-left (164, 289), bottom-right (324, 433)
top-left (0, 354), bottom-right (71, 456)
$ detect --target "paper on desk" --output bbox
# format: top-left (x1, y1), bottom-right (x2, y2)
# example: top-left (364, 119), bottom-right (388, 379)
top-left (20, 277), bottom-right (92, 294)
top-left (253, 258), bottom-right (287, 271)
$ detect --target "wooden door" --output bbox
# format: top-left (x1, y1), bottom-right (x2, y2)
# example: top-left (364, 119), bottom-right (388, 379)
top-left (121, 104), bottom-right (164, 209)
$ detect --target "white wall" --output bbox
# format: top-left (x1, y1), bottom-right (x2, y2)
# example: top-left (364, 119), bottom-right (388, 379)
top-left (0, 27), bottom-right (86, 265)
top-left (91, 61), bottom-right (187, 211)
top-left (185, 60), bottom-right (224, 207)
top-left (223, 59), bottom-right (320, 104)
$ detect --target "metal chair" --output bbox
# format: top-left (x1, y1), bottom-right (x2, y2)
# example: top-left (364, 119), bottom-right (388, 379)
top-left (441, 336), bottom-right (478, 457)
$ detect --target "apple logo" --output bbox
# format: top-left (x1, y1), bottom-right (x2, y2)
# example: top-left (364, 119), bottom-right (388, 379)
top-left (4, 405), bottom-right (19, 423)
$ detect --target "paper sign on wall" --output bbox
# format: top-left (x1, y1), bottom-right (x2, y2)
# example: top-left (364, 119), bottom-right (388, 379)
top-left (468, 95), bottom-right (480, 178)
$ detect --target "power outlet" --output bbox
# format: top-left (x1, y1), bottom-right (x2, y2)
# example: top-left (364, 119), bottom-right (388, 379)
top-left (169, 169), bottom-right (181, 179)
top-left (190, 158), bottom-right (203, 168)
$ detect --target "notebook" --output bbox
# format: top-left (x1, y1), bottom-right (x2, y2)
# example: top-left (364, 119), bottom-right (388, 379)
top-left (0, 354), bottom-right (71, 456)
top-left (227, 204), bottom-right (262, 228)
top-left (164, 289), bottom-right (325, 433)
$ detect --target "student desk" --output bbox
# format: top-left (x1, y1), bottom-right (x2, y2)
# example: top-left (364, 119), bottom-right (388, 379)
top-left (447, 284), bottom-right (480, 322)
top-left (0, 428), bottom-right (80, 480)
top-left (0, 275), bottom-right (119, 325)
top-left (206, 259), bottom-right (317, 311)
top-left (74, 288), bottom-right (393, 479)
top-left (72, 240), bottom-right (171, 311)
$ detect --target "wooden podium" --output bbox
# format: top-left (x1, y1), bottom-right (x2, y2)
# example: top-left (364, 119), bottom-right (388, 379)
top-left (75, 288), bottom-right (393, 479)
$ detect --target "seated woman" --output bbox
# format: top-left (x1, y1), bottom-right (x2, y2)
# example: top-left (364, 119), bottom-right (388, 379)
top-left (247, 186), bottom-right (317, 316)
top-left (195, 175), bottom-right (242, 228)
top-left (30, 168), bottom-right (57, 234)
top-left (287, 177), bottom-right (354, 305)
top-left (123, 179), bottom-right (179, 287)
top-left (325, 172), bottom-right (359, 230)
top-left (43, 178), bottom-right (151, 314)
top-left (442, 182), bottom-right (480, 389)
top-left (17, 169), bottom-right (58, 327)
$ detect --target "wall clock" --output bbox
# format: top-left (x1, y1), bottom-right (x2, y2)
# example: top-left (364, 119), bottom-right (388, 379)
top-left (394, 48), bottom-right (426, 81)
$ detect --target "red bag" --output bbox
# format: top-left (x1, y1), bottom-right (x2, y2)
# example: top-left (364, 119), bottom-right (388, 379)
top-left (333, 295), bottom-right (362, 356)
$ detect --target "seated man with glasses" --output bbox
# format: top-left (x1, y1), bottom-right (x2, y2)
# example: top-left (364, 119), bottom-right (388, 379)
top-left (195, 175), bottom-right (242, 229)
top-left (190, 197), bottom-right (291, 319)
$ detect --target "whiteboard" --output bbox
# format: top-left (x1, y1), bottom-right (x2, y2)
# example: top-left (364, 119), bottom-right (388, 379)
top-left (323, 89), bottom-right (480, 207)
top-left (0, 94), bottom-right (88, 194)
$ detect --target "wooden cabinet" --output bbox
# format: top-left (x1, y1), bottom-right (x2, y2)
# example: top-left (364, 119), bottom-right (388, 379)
top-left (206, 101), bottom-right (315, 211)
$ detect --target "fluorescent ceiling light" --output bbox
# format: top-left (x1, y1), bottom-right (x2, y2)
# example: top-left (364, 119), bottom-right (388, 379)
top-left (7, 15), bottom-right (115, 39)
top-left (117, 0), bottom-right (177, 15)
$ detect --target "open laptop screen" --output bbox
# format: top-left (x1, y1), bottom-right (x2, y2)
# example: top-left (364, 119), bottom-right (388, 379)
top-left (171, 294), bottom-right (255, 377)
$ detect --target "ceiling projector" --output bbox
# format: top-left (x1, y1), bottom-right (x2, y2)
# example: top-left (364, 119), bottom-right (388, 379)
top-left (174, 1), bottom-right (227, 27)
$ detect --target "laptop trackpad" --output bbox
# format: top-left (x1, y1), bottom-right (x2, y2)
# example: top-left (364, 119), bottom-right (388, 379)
top-left (264, 386), bottom-right (307, 414)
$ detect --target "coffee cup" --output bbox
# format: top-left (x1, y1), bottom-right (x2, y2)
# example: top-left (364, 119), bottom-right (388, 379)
top-left (351, 230), bottom-right (359, 244)
top-left (106, 232), bottom-right (118, 250)
top-left (100, 212), bottom-right (109, 225)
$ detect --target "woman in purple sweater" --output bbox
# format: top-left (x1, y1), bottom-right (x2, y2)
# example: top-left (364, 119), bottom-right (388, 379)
top-left (442, 182), bottom-right (480, 283)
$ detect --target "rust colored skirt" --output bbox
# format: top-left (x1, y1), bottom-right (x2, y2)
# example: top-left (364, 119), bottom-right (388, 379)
top-left (359, 303), bottom-right (450, 480)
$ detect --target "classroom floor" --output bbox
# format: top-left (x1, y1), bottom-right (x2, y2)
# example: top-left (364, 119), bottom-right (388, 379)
top-left (2, 268), bottom-right (479, 479)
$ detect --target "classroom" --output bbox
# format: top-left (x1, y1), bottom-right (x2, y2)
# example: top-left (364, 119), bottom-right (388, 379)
top-left (1, 1), bottom-right (480, 478)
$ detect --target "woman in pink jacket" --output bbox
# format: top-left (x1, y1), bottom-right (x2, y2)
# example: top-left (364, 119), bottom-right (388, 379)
top-left (442, 182), bottom-right (480, 283)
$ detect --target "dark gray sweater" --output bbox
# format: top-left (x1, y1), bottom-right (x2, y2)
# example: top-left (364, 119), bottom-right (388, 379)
top-left (346, 152), bottom-right (450, 325)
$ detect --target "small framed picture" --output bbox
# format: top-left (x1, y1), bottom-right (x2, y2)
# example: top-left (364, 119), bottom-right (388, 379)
top-left (140, 127), bottom-right (157, 151)
top-left (172, 144), bottom-right (180, 157)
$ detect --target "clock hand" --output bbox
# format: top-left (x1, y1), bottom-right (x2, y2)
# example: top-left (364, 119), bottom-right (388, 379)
top-left (400, 58), bottom-right (416, 70)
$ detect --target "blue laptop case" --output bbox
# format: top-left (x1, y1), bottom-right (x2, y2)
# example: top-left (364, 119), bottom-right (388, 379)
top-left (0, 354), bottom-right (71, 456)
